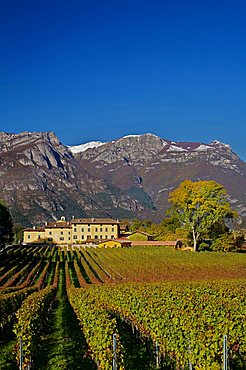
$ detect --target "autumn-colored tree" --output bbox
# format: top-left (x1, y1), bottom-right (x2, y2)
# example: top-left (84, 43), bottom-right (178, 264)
top-left (168, 180), bottom-right (237, 251)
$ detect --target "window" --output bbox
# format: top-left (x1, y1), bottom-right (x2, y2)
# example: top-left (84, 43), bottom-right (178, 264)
top-left (100, 228), bottom-right (102, 232)
top-left (81, 228), bottom-right (84, 232)
top-left (68, 237), bottom-right (70, 240)
top-left (68, 231), bottom-right (70, 235)
top-left (95, 227), bottom-right (98, 232)
top-left (28, 235), bottom-right (30, 239)
top-left (111, 235), bottom-right (114, 239)
top-left (48, 237), bottom-right (52, 241)
top-left (49, 231), bottom-right (52, 235)
top-left (105, 235), bottom-right (108, 239)
top-left (38, 235), bottom-right (41, 239)
top-left (112, 228), bottom-right (114, 232)
top-left (88, 228), bottom-right (90, 232)
top-left (74, 228), bottom-right (77, 232)
top-left (60, 237), bottom-right (64, 241)
top-left (95, 235), bottom-right (98, 239)
top-left (81, 235), bottom-right (84, 239)
top-left (73, 235), bottom-right (77, 239)
top-left (105, 228), bottom-right (108, 232)
top-left (100, 235), bottom-right (103, 239)
top-left (61, 231), bottom-right (63, 235)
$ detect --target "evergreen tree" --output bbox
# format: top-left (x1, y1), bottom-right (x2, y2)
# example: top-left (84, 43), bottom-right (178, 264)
top-left (0, 200), bottom-right (13, 247)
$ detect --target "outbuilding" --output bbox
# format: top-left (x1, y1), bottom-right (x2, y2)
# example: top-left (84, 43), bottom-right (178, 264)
top-left (97, 239), bottom-right (132, 248)
top-left (127, 230), bottom-right (154, 241)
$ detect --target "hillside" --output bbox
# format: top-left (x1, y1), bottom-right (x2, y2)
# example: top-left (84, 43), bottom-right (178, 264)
top-left (0, 131), bottom-right (246, 225)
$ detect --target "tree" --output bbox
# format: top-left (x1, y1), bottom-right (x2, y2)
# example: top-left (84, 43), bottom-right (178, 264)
top-left (0, 200), bottom-right (13, 247)
top-left (210, 232), bottom-right (243, 252)
top-left (168, 180), bottom-right (237, 251)
top-left (12, 224), bottom-right (24, 245)
top-left (143, 215), bottom-right (187, 241)
top-left (129, 218), bottom-right (153, 231)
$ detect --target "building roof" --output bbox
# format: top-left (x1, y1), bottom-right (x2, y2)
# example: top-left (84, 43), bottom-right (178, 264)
top-left (24, 217), bottom-right (120, 231)
top-left (130, 241), bottom-right (177, 246)
top-left (115, 239), bottom-right (132, 244)
top-left (129, 230), bottom-right (153, 237)
top-left (71, 218), bottom-right (120, 225)
top-left (97, 239), bottom-right (131, 245)
top-left (45, 221), bottom-right (71, 229)
top-left (24, 227), bottom-right (45, 232)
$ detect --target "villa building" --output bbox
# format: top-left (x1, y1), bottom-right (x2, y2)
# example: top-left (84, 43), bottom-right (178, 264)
top-left (23, 217), bottom-right (120, 245)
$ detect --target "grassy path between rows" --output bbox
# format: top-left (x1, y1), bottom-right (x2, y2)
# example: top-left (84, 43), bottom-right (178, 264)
top-left (36, 263), bottom-right (96, 369)
top-left (115, 317), bottom-right (156, 370)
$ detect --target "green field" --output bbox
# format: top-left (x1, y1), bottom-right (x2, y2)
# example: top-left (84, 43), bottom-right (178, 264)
top-left (0, 245), bottom-right (245, 369)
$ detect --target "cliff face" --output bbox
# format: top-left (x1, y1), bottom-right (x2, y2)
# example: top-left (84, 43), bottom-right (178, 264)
top-left (72, 133), bottom-right (246, 222)
top-left (0, 132), bottom-right (154, 225)
top-left (0, 132), bottom-right (246, 225)
top-left (0, 132), bottom-right (83, 224)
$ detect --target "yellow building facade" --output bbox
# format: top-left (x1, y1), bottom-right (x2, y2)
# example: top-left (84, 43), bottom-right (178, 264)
top-left (23, 227), bottom-right (45, 243)
top-left (44, 220), bottom-right (72, 244)
top-left (71, 218), bottom-right (119, 242)
top-left (23, 217), bottom-right (120, 245)
top-left (97, 240), bottom-right (131, 248)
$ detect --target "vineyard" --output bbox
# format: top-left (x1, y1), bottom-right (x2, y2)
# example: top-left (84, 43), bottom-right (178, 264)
top-left (0, 244), bottom-right (246, 369)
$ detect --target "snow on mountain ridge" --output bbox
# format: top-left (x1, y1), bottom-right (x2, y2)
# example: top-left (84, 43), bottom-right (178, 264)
top-left (195, 144), bottom-right (212, 151)
top-left (210, 140), bottom-right (231, 149)
top-left (68, 141), bottom-right (106, 153)
top-left (68, 134), bottom-right (232, 155)
top-left (166, 145), bottom-right (188, 152)
top-left (120, 133), bottom-right (159, 139)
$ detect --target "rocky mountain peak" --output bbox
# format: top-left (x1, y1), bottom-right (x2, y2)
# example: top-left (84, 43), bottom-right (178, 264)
top-left (74, 133), bottom-right (169, 167)
top-left (70, 134), bottom-right (234, 158)
top-left (0, 131), bottom-right (245, 225)
top-left (73, 133), bottom-right (238, 169)
top-left (210, 140), bottom-right (232, 150)
top-left (1, 131), bottom-right (58, 155)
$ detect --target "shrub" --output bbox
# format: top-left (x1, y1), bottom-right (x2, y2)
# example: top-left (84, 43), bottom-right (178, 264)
top-left (211, 233), bottom-right (239, 252)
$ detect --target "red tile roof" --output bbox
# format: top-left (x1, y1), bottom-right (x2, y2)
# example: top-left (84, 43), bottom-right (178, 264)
top-left (24, 227), bottom-right (45, 232)
top-left (71, 218), bottom-right (120, 224)
top-left (45, 221), bottom-right (71, 229)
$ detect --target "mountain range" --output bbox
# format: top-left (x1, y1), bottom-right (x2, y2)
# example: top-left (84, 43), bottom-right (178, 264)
top-left (0, 131), bottom-right (245, 226)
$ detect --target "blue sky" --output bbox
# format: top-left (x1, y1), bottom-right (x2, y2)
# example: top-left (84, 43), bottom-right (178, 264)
top-left (1, 0), bottom-right (246, 159)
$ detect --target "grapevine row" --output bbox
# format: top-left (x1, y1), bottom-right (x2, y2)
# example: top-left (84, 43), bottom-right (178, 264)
top-left (83, 280), bottom-right (246, 370)
top-left (13, 286), bottom-right (56, 368)
top-left (0, 287), bottom-right (36, 328)
top-left (67, 287), bottom-right (125, 370)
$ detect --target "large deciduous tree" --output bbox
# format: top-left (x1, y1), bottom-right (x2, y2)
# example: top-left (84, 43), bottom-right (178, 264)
top-left (168, 180), bottom-right (236, 251)
top-left (0, 200), bottom-right (13, 247)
